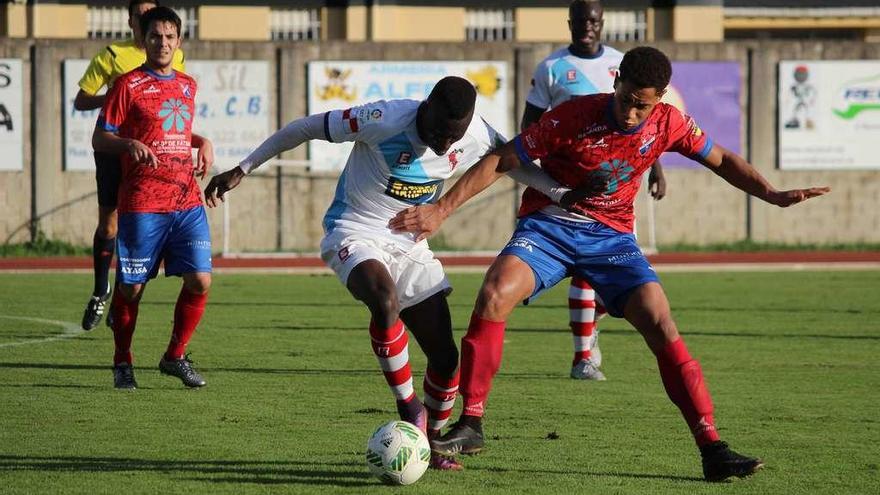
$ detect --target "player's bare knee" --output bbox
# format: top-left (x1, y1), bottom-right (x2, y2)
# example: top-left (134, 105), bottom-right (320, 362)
top-left (184, 273), bottom-right (211, 294)
top-left (475, 283), bottom-right (516, 321)
top-left (96, 223), bottom-right (117, 240)
top-left (367, 288), bottom-right (400, 327)
top-left (118, 283), bottom-right (143, 301)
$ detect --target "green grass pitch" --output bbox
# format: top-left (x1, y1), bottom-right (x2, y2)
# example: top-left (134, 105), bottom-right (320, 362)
top-left (0, 271), bottom-right (878, 494)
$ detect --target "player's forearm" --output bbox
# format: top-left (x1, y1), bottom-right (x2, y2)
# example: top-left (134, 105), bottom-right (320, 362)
top-left (92, 129), bottom-right (134, 155)
top-left (74, 91), bottom-right (105, 111)
top-left (712, 149), bottom-right (777, 202)
top-left (435, 151), bottom-right (508, 219)
top-left (506, 161), bottom-right (570, 203)
top-left (239, 113), bottom-right (326, 174)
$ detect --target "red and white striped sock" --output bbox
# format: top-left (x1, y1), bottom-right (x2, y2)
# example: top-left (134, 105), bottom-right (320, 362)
top-left (569, 277), bottom-right (597, 366)
top-left (423, 367), bottom-right (459, 434)
top-left (369, 319), bottom-right (415, 402)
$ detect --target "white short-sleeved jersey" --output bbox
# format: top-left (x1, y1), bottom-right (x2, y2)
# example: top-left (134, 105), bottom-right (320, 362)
top-left (321, 99), bottom-right (503, 246)
top-left (526, 45), bottom-right (624, 110)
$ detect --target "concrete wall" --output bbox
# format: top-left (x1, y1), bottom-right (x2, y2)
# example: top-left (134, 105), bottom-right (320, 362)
top-left (2, 39), bottom-right (878, 252)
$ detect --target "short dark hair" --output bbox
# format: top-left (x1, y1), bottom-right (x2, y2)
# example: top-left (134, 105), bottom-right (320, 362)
top-left (569, 0), bottom-right (602, 16)
top-left (618, 46), bottom-right (672, 91)
top-left (128, 0), bottom-right (160, 18)
top-left (428, 76), bottom-right (477, 120)
top-left (138, 6), bottom-right (181, 39)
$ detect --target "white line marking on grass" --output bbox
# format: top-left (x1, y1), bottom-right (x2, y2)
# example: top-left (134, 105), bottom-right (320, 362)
top-left (0, 315), bottom-right (85, 348)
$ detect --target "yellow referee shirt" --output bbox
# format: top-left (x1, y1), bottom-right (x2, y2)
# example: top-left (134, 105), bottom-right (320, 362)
top-left (78, 38), bottom-right (186, 95)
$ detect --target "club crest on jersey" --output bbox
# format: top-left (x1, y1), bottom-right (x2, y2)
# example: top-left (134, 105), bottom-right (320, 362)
top-left (639, 136), bottom-right (656, 155)
top-left (566, 69), bottom-right (577, 82)
top-left (385, 178), bottom-right (444, 205)
top-left (447, 147), bottom-right (464, 170)
top-left (180, 83), bottom-right (192, 98)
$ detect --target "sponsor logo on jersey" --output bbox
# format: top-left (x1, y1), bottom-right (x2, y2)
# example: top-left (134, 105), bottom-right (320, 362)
top-left (566, 69), bottom-right (577, 82)
top-left (639, 135), bottom-right (656, 155)
top-left (369, 108), bottom-right (383, 121)
top-left (144, 84), bottom-right (160, 94)
top-left (396, 151), bottom-right (413, 165)
top-left (687, 118), bottom-right (703, 137)
top-left (594, 158), bottom-right (635, 194)
top-left (587, 137), bottom-right (608, 148)
top-left (385, 178), bottom-right (444, 205)
top-left (578, 123), bottom-right (608, 138)
top-left (158, 98), bottom-right (192, 133)
top-left (128, 75), bottom-right (151, 89)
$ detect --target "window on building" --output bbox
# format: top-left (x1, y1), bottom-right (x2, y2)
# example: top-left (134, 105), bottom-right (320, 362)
top-left (466, 8), bottom-right (515, 42)
top-left (602, 10), bottom-right (647, 43)
top-left (271, 8), bottom-right (321, 41)
top-left (87, 4), bottom-right (198, 40)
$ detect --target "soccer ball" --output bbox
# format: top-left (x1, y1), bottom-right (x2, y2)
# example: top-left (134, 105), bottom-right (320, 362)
top-left (365, 420), bottom-right (431, 485)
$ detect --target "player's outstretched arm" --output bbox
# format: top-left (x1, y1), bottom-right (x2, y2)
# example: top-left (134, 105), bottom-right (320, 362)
top-left (92, 128), bottom-right (158, 168)
top-left (699, 143), bottom-right (830, 207)
top-left (388, 140), bottom-right (522, 241)
top-left (205, 113), bottom-right (328, 208)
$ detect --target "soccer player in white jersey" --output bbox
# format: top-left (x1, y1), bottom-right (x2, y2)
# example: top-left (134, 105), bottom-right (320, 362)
top-left (521, 0), bottom-right (667, 381)
top-left (205, 76), bottom-right (581, 471)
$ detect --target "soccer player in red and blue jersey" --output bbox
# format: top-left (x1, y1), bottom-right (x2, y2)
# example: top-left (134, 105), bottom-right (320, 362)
top-left (390, 46), bottom-right (830, 481)
top-left (92, 6), bottom-right (212, 390)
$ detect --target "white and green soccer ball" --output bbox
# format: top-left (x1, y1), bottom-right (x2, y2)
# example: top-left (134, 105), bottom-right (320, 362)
top-left (365, 420), bottom-right (431, 485)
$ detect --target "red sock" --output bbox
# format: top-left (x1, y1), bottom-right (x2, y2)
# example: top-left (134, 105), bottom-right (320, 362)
top-left (164, 288), bottom-right (208, 361)
top-left (369, 319), bottom-right (414, 401)
top-left (655, 338), bottom-right (720, 447)
top-left (569, 277), bottom-right (596, 365)
top-left (110, 289), bottom-right (139, 365)
top-left (423, 366), bottom-right (459, 433)
top-left (459, 313), bottom-right (506, 418)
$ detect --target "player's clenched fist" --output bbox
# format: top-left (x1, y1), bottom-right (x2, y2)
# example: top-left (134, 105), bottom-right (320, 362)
top-left (204, 166), bottom-right (246, 208)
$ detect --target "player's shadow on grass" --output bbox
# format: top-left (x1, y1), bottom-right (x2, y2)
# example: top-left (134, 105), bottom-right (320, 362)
top-left (0, 454), bottom-right (374, 488)
top-left (504, 327), bottom-right (880, 341)
top-left (473, 465), bottom-right (703, 483)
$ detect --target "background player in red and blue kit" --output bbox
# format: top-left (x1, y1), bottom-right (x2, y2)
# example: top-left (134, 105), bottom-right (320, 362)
top-left (391, 46), bottom-right (830, 481)
top-left (92, 6), bottom-right (213, 390)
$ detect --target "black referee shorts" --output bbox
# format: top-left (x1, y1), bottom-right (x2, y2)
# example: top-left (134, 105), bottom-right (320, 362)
top-left (94, 151), bottom-right (121, 208)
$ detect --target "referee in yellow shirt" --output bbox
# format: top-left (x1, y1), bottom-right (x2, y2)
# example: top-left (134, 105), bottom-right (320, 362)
top-left (77, 0), bottom-right (191, 330)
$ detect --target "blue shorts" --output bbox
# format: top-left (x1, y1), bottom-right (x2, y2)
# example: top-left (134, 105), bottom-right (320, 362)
top-left (116, 206), bottom-right (212, 285)
top-left (499, 213), bottom-right (659, 317)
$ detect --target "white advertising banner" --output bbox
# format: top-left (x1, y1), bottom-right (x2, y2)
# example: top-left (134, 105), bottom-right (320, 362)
top-left (0, 59), bottom-right (23, 171)
top-left (779, 60), bottom-right (880, 170)
top-left (307, 60), bottom-right (510, 171)
top-left (63, 59), bottom-right (270, 172)
top-left (63, 59), bottom-right (97, 171)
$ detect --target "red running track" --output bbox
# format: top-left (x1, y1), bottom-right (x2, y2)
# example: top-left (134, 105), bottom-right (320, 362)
top-left (2, 251), bottom-right (880, 270)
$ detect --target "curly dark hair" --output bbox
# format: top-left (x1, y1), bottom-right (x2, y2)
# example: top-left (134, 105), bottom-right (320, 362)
top-left (618, 46), bottom-right (672, 91)
top-left (128, 0), bottom-right (160, 18)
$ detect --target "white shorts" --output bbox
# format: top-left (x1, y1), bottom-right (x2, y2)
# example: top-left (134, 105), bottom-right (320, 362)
top-left (320, 229), bottom-right (451, 309)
